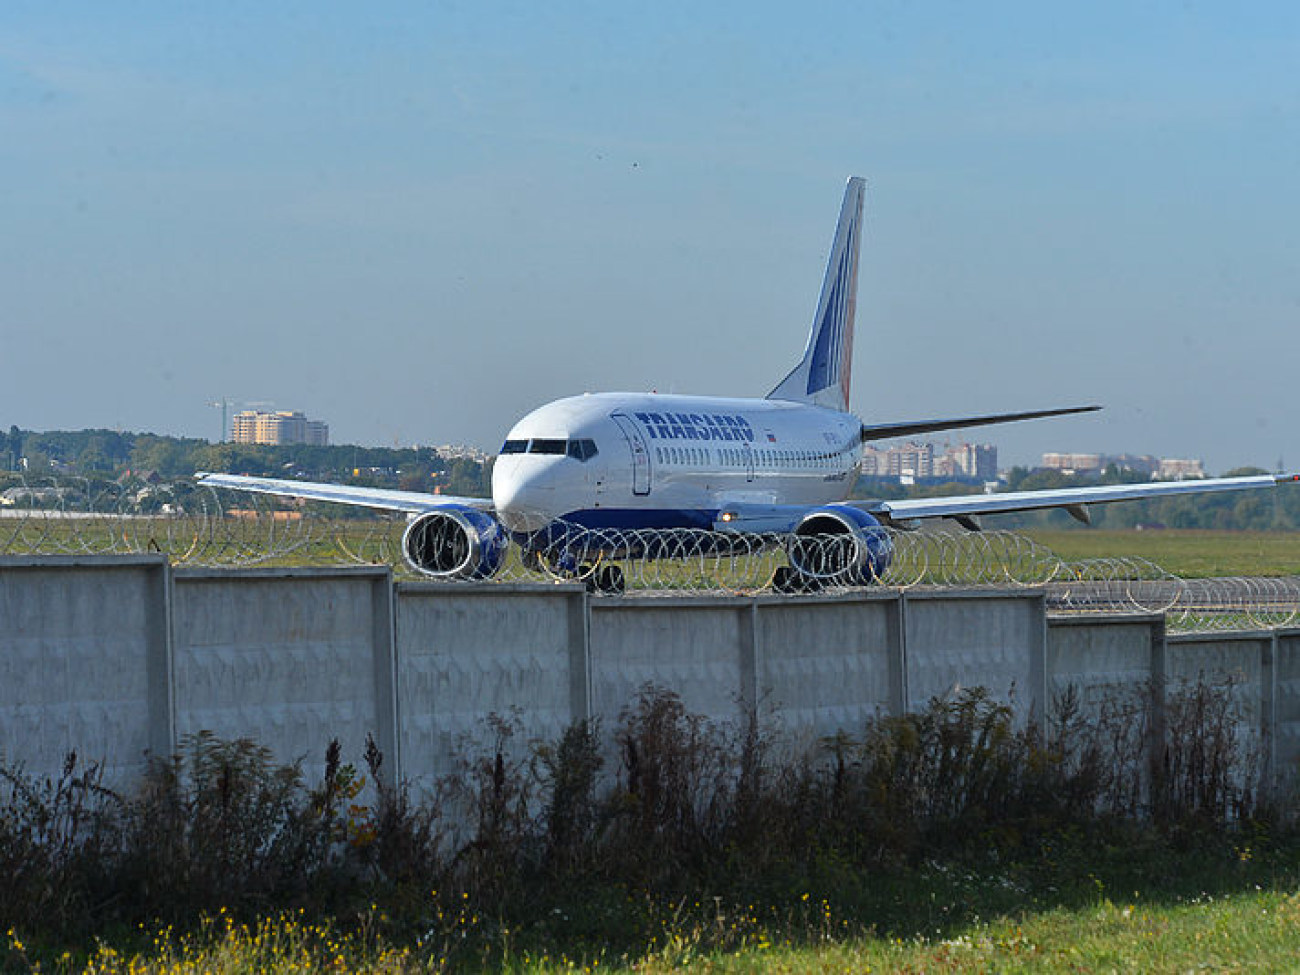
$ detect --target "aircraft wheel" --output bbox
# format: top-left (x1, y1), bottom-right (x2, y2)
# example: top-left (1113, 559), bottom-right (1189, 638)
top-left (773, 565), bottom-right (821, 594)
top-left (773, 565), bottom-right (798, 593)
top-left (587, 564), bottom-right (625, 595)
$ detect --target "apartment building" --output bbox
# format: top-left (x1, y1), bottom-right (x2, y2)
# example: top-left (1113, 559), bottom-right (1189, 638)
top-left (230, 410), bottom-right (329, 446)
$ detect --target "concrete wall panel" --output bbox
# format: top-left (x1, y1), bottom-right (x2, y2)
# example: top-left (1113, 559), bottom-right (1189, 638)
top-left (905, 593), bottom-right (1045, 717)
top-left (1048, 616), bottom-right (1159, 710)
top-left (754, 596), bottom-right (895, 749)
top-left (172, 567), bottom-right (393, 783)
top-left (396, 585), bottom-right (586, 794)
top-left (1167, 633), bottom-right (1266, 722)
top-left (0, 557), bottom-right (170, 785)
top-left (1274, 631), bottom-right (1300, 793)
top-left (589, 600), bottom-right (749, 731)
top-left (1167, 631), bottom-right (1270, 797)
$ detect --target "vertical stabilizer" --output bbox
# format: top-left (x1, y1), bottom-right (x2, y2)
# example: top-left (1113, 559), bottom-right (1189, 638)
top-left (766, 177), bottom-right (865, 413)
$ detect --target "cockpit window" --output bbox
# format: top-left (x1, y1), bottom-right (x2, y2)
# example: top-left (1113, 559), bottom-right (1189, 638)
top-left (500, 439), bottom-right (528, 454)
top-left (529, 438), bottom-right (567, 455)
top-left (567, 438), bottom-right (598, 461)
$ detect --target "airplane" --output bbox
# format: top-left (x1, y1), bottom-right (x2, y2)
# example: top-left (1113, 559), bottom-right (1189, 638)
top-left (198, 177), bottom-right (1300, 593)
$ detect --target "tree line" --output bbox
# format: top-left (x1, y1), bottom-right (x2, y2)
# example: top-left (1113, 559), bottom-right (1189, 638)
top-left (0, 426), bottom-right (491, 499)
top-left (2, 426), bottom-right (1293, 530)
top-left (855, 465), bottom-right (1299, 532)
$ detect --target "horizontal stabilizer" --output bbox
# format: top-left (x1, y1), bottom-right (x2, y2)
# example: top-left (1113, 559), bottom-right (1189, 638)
top-left (860, 405), bottom-right (1101, 443)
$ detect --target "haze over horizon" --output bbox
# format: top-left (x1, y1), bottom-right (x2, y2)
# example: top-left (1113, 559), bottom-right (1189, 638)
top-left (3, 2), bottom-right (1297, 474)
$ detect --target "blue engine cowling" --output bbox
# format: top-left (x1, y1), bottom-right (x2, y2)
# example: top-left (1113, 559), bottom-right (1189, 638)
top-left (401, 506), bottom-right (508, 580)
top-left (786, 504), bottom-right (893, 585)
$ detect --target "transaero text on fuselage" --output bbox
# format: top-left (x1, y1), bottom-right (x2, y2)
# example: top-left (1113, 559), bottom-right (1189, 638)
top-left (631, 411), bottom-right (756, 442)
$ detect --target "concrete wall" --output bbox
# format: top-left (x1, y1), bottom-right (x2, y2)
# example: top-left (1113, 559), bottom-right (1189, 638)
top-left (3, 556), bottom-right (1300, 806)
top-left (1047, 615), bottom-right (1162, 710)
top-left (905, 592), bottom-right (1047, 718)
top-left (1275, 631), bottom-right (1300, 798)
top-left (589, 598), bottom-right (753, 730)
top-left (171, 566), bottom-right (396, 786)
top-left (754, 594), bottom-right (899, 751)
top-left (1166, 630), bottom-right (1274, 800)
top-left (0, 556), bottom-right (171, 786)
top-left (395, 583), bottom-right (587, 797)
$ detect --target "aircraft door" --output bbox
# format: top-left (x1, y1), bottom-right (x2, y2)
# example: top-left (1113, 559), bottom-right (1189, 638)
top-left (610, 413), bottom-right (651, 496)
top-left (743, 442), bottom-right (755, 482)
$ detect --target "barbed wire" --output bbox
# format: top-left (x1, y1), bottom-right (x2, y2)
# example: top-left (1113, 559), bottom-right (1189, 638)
top-left (0, 476), bottom-right (1296, 631)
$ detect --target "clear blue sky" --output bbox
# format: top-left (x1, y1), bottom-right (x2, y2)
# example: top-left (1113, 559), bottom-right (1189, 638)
top-left (2, 1), bottom-right (1297, 472)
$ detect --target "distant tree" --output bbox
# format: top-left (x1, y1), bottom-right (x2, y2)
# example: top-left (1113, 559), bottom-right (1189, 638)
top-left (443, 456), bottom-right (490, 496)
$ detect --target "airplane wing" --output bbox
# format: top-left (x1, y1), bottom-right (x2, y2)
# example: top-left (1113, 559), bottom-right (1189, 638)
top-left (195, 473), bottom-right (492, 515)
top-left (860, 473), bottom-right (1300, 528)
top-left (712, 473), bottom-right (1299, 534)
top-left (860, 405), bottom-right (1100, 443)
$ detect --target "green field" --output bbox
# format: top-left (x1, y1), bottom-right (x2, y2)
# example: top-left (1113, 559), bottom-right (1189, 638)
top-left (1027, 529), bottom-right (1300, 579)
top-left (22, 885), bottom-right (1300, 973)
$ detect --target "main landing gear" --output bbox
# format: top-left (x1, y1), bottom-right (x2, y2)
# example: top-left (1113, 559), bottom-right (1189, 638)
top-left (532, 547), bottom-right (626, 595)
top-left (587, 564), bottom-right (625, 595)
top-left (771, 565), bottom-right (825, 594)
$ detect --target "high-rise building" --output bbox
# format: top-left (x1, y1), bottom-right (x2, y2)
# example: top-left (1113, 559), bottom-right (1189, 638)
top-left (1041, 451), bottom-right (1205, 480)
top-left (953, 443), bottom-right (998, 480)
top-left (230, 410), bottom-right (329, 446)
top-left (862, 441), bottom-right (998, 480)
top-left (1157, 458), bottom-right (1205, 480)
top-left (1041, 452), bottom-right (1103, 474)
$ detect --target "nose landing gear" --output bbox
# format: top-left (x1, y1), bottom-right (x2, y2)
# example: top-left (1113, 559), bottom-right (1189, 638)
top-left (531, 543), bottom-right (626, 595)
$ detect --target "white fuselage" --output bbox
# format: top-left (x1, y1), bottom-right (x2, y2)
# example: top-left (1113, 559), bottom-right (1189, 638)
top-left (490, 392), bottom-right (863, 533)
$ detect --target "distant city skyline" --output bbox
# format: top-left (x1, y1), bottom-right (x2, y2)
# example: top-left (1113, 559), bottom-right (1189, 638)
top-left (0, 418), bottom-right (1276, 479)
top-left (3, 3), bottom-right (1297, 474)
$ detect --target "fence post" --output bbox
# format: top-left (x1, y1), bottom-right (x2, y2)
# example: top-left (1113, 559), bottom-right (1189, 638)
top-left (146, 558), bottom-right (176, 764)
top-left (569, 590), bottom-right (592, 724)
top-left (1028, 592), bottom-right (1049, 727)
top-left (1262, 631), bottom-right (1277, 805)
top-left (738, 601), bottom-right (759, 723)
top-left (370, 569), bottom-right (399, 787)
top-left (888, 591), bottom-right (907, 716)
top-left (1147, 616), bottom-right (1168, 810)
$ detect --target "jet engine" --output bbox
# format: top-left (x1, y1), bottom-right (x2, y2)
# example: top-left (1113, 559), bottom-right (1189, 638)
top-left (783, 504), bottom-right (893, 587)
top-left (401, 506), bottom-right (509, 580)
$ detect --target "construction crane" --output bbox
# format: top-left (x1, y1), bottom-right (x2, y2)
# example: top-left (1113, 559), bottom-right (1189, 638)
top-left (208, 399), bottom-right (274, 443)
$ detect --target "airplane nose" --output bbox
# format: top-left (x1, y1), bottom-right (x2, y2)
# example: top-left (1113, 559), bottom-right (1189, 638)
top-left (492, 462), bottom-right (558, 532)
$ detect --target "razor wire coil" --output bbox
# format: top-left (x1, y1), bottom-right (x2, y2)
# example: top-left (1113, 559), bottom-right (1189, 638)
top-left (0, 476), bottom-right (1297, 632)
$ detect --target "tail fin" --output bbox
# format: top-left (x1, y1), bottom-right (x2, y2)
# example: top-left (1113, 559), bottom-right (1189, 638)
top-left (766, 176), bottom-right (865, 413)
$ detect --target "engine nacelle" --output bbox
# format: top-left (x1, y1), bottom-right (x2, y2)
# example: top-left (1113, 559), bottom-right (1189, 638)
top-left (401, 506), bottom-right (508, 580)
top-left (786, 504), bottom-right (893, 585)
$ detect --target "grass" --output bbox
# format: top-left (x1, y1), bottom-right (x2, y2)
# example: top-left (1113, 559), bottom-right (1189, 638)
top-left (626, 890), bottom-right (1300, 974)
top-left (12, 878), bottom-right (1300, 972)
top-left (1026, 529), bottom-right (1300, 579)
